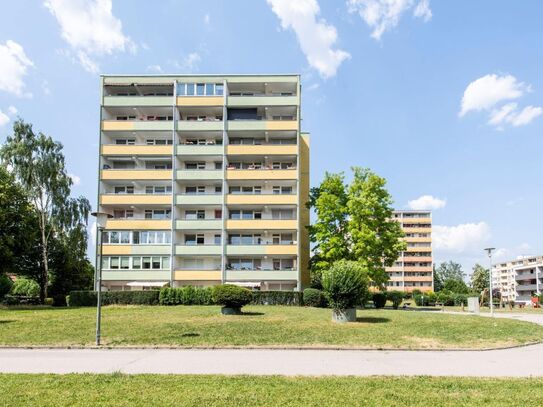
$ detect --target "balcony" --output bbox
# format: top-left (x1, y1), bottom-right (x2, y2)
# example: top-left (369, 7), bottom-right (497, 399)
top-left (101, 169), bottom-right (172, 181)
top-left (176, 144), bottom-right (223, 156)
top-left (102, 245), bottom-right (171, 256)
top-left (225, 219), bottom-right (297, 230)
top-left (516, 273), bottom-right (538, 281)
top-left (226, 144), bottom-right (297, 155)
top-left (177, 96), bottom-right (223, 106)
top-left (403, 256), bottom-right (433, 262)
top-left (403, 227), bottom-right (432, 233)
top-left (227, 120), bottom-right (297, 132)
top-left (174, 270), bottom-right (222, 281)
top-left (101, 194), bottom-right (172, 205)
top-left (175, 245), bottom-right (222, 256)
top-left (176, 194), bottom-right (223, 205)
top-left (105, 219), bottom-right (171, 230)
top-left (225, 169), bottom-right (297, 181)
top-left (226, 244), bottom-right (297, 256)
top-left (227, 95), bottom-right (298, 107)
top-left (225, 269), bottom-right (298, 281)
top-left (101, 120), bottom-right (173, 132)
top-left (102, 270), bottom-right (171, 281)
top-left (175, 219), bottom-right (222, 230)
top-left (101, 145), bottom-right (173, 156)
top-left (103, 95), bottom-right (172, 107)
top-left (516, 283), bottom-right (539, 292)
top-left (177, 120), bottom-right (223, 132)
top-left (176, 169), bottom-right (223, 181)
top-left (225, 194), bottom-right (297, 205)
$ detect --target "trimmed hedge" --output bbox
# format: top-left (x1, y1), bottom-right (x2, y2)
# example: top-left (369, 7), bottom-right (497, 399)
top-left (303, 288), bottom-right (327, 307)
top-left (372, 292), bottom-right (387, 309)
top-left (67, 290), bottom-right (160, 306)
top-left (2, 295), bottom-right (40, 306)
top-left (212, 284), bottom-right (252, 308)
top-left (159, 287), bottom-right (214, 305)
top-left (252, 290), bottom-right (303, 306)
top-left (386, 291), bottom-right (405, 309)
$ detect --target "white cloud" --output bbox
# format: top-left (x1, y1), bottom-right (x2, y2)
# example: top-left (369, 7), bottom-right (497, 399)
top-left (41, 80), bottom-right (51, 95)
top-left (459, 74), bottom-right (528, 117)
top-left (488, 102), bottom-right (517, 126)
top-left (433, 222), bottom-right (491, 254)
top-left (0, 110), bottom-right (9, 127)
top-left (0, 40), bottom-right (34, 97)
top-left (7, 105), bottom-right (17, 115)
top-left (507, 105), bottom-right (543, 127)
top-left (177, 52), bottom-right (201, 72)
top-left (44, 0), bottom-right (135, 73)
top-left (204, 14), bottom-right (210, 24)
top-left (267, 0), bottom-right (350, 78)
top-left (147, 64), bottom-right (163, 73)
top-left (407, 195), bottom-right (446, 210)
top-left (68, 173), bottom-right (81, 186)
top-left (348, 0), bottom-right (432, 40)
top-left (413, 0), bottom-right (432, 22)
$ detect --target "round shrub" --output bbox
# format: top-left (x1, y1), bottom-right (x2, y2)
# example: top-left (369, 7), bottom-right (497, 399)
top-left (303, 288), bottom-right (327, 308)
top-left (436, 291), bottom-right (454, 306)
top-left (386, 290), bottom-right (405, 309)
top-left (212, 284), bottom-right (253, 309)
top-left (372, 292), bottom-right (387, 309)
top-left (10, 278), bottom-right (39, 297)
top-left (0, 273), bottom-right (13, 300)
top-left (321, 260), bottom-right (368, 310)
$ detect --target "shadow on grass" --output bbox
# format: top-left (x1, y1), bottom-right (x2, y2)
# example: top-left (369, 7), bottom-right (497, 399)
top-left (0, 320), bottom-right (15, 324)
top-left (181, 332), bottom-right (200, 338)
top-left (356, 317), bottom-right (390, 324)
top-left (241, 311), bottom-right (265, 316)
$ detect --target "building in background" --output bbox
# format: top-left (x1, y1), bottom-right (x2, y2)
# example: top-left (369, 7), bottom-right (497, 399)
top-left (385, 210), bottom-right (433, 292)
top-left (97, 74), bottom-right (310, 291)
top-left (492, 255), bottom-right (543, 304)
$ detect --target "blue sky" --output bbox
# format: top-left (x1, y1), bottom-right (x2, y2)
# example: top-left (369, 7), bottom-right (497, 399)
top-left (0, 0), bottom-right (541, 275)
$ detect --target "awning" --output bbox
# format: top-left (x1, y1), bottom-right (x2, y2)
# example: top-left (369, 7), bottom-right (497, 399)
top-left (126, 281), bottom-right (169, 287)
top-left (228, 282), bottom-right (261, 288)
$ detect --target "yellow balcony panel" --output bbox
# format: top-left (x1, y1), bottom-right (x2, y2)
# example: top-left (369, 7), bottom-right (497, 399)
top-left (101, 145), bottom-right (173, 156)
top-left (225, 194), bottom-right (297, 205)
top-left (265, 245), bottom-right (298, 255)
top-left (265, 120), bottom-right (298, 131)
top-left (105, 219), bottom-right (171, 230)
top-left (102, 245), bottom-right (171, 256)
top-left (226, 169), bottom-right (297, 181)
top-left (101, 194), bottom-right (172, 205)
top-left (404, 237), bottom-right (432, 243)
top-left (401, 218), bottom-right (432, 224)
top-left (101, 121), bottom-right (135, 131)
top-left (226, 219), bottom-right (298, 230)
top-left (403, 227), bottom-right (432, 234)
top-left (404, 266), bottom-right (433, 272)
top-left (101, 170), bottom-right (172, 181)
top-left (102, 245), bottom-right (132, 255)
top-left (174, 270), bottom-right (222, 281)
top-left (405, 247), bottom-right (432, 253)
top-left (404, 276), bottom-right (433, 282)
top-left (226, 145), bottom-right (297, 156)
top-left (403, 256), bottom-right (433, 262)
top-left (176, 96), bottom-right (223, 106)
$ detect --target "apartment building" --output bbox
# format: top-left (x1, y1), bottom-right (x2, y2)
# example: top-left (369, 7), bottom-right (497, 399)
top-left (96, 74), bottom-right (310, 291)
top-left (385, 210), bottom-right (433, 292)
top-left (492, 255), bottom-right (543, 304)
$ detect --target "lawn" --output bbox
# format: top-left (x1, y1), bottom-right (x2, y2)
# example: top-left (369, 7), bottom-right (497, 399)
top-left (1, 374), bottom-right (543, 407)
top-left (1, 305), bottom-right (542, 349)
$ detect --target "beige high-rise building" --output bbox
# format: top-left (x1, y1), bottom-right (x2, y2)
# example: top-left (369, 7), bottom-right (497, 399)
top-left (96, 74), bottom-right (310, 292)
top-left (385, 210), bottom-right (433, 292)
top-left (492, 255), bottom-right (543, 304)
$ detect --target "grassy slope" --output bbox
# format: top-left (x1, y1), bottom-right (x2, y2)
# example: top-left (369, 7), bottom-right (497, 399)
top-left (1, 374), bottom-right (543, 407)
top-left (0, 305), bottom-right (542, 348)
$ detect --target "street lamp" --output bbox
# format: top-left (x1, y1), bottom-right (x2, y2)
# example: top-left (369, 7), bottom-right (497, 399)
top-left (484, 247), bottom-right (496, 316)
top-left (91, 211), bottom-right (113, 346)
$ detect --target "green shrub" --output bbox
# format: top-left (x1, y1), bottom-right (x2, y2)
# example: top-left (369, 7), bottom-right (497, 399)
top-left (67, 290), bottom-right (160, 306)
top-left (372, 292), bottom-right (387, 309)
top-left (252, 291), bottom-right (303, 306)
top-left (2, 295), bottom-right (40, 305)
top-left (159, 287), bottom-right (214, 305)
top-left (453, 293), bottom-right (468, 306)
top-left (321, 260), bottom-right (368, 310)
top-left (44, 298), bottom-right (54, 306)
top-left (411, 289), bottom-right (423, 297)
top-left (436, 291), bottom-right (454, 306)
top-left (10, 278), bottom-right (39, 297)
top-left (414, 291), bottom-right (437, 306)
top-left (386, 291), bottom-right (405, 309)
top-left (0, 273), bottom-right (13, 300)
top-left (303, 288), bottom-right (327, 307)
top-left (212, 285), bottom-right (253, 309)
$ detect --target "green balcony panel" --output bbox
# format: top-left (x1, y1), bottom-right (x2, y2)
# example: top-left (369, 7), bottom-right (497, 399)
top-left (102, 270), bottom-right (171, 281)
top-left (226, 95), bottom-right (298, 107)
top-left (175, 245), bottom-right (222, 256)
top-left (225, 270), bottom-right (298, 281)
top-left (226, 121), bottom-right (267, 131)
top-left (175, 219), bottom-right (222, 230)
top-left (176, 195), bottom-right (223, 205)
top-left (131, 245), bottom-right (171, 255)
top-left (103, 96), bottom-right (172, 107)
top-left (176, 170), bottom-right (223, 180)
top-left (176, 145), bottom-right (223, 156)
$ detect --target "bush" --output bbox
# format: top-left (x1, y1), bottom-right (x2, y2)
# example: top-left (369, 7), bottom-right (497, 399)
top-left (0, 273), bottom-right (13, 300)
top-left (321, 260), bottom-right (368, 310)
top-left (2, 295), bottom-right (40, 305)
top-left (67, 290), bottom-right (160, 306)
top-left (303, 288), bottom-right (327, 307)
top-left (387, 291), bottom-right (405, 309)
top-left (414, 291), bottom-right (437, 306)
top-left (436, 291), bottom-right (454, 306)
top-left (212, 285), bottom-right (253, 309)
top-left (372, 292), bottom-right (387, 309)
top-left (10, 278), bottom-right (39, 297)
top-left (411, 289), bottom-right (423, 297)
top-left (159, 287), bottom-right (214, 305)
top-left (252, 291), bottom-right (303, 306)
top-left (453, 293), bottom-right (468, 306)
top-left (44, 298), bottom-right (54, 306)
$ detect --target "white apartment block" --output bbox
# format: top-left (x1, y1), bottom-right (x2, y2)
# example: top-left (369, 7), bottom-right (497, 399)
top-left (492, 255), bottom-right (543, 304)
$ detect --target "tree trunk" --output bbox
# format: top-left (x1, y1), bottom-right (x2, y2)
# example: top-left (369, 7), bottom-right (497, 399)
top-left (39, 214), bottom-right (49, 304)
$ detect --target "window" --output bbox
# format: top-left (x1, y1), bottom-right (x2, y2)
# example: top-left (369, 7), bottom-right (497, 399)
top-left (114, 186), bottom-right (134, 194)
top-left (186, 83), bottom-right (195, 95)
top-left (120, 231), bottom-right (130, 244)
top-left (215, 186), bottom-right (222, 193)
top-left (162, 257), bottom-right (170, 269)
top-left (214, 234), bottom-right (221, 245)
top-left (133, 257), bottom-right (141, 269)
top-left (196, 83), bottom-right (205, 95)
top-left (145, 185), bottom-right (172, 194)
top-left (152, 257), bottom-right (161, 269)
top-left (214, 209), bottom-right (222, 219)
top-left (205, 83), bottom-right (214, 95)
top-left (115, 138), bottom-right (135, 145)
top-left (113, 210), bottom-right (133, 219)
top-left (215, 83), bottom-right (224, 95)
top-left (101, 257), bottom-right (109, 269)
top-left (272, 186), bottom-right (292, 194)
top-left (110, 257), bottom-right (120, 269)
top-left (186, 162), bottom-right (206, 170)
top-left (120, 257), bottom-right (130, 269)
top-left (272, 209), bottom-right (294, 219)
top-left (142, 257), bottom-right (151, 269)
top-left (145, 209), bottom-right (171, 219)
top-left (214, 161), bottom-right (222, 170)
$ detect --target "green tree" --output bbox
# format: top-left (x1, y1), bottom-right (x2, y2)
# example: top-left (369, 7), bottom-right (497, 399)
top-left (0, 119), bottom-right (91, 302)
top-left (433, 263), bottom-right (444, 292)
top-left (435, 261), bottom-right (465, 283)
top-left (443, 278), bottom-right (469, 294)
top-left (347, 167), bottom-right (406, 288)
top-left (470, 263), bottom-right (489, 293)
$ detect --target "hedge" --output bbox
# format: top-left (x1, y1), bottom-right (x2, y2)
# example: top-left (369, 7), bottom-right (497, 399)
top-left (303, 288), bottom-right (327, 307)
top-left (372, 292), bottom-right (387, 309)
top-left (159, 287), bottom-right (214, 305)
top-left (67, 290), bottom-right (160, 306)
top-left (251, 290), bottom-right (303, 306)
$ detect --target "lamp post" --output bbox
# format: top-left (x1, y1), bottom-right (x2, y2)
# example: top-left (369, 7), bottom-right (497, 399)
top-left (484, 247), bottom-right (496, 316)
top-left (91, 211), bottom-right (113, 346)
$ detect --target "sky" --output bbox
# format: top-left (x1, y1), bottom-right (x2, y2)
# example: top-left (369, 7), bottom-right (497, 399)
top-left (0, 0), bottom-right (542, 277)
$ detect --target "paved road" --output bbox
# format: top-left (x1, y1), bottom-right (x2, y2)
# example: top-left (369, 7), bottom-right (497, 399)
top-left (0, 312), bottom-right (541, 377)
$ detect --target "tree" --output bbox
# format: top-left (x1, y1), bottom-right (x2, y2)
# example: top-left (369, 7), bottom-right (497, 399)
top-left (0, 119), bottom-right (91, 302)
top-left (347, 167), bottom-right (406, 288)
top-left (433, 263), bottom-right (444, 292)
top-left (470, 263), bottom-right (489, 293)
top-left (435, 261), bottom-right (465, 284)
top-left (443, 278), bottom-right (469, 294)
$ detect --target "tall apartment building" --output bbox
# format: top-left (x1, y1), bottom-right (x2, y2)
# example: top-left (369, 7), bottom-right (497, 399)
top-left (385, 210), bottom-right (433, 292)
top-left (96, 74), bottom-right (310, 291)
top-left (492, 255), bottom-right (543, 304)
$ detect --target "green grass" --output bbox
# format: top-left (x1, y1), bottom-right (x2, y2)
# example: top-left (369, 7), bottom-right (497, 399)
top-left (1, 374), bottom-right (543, 406)
top-left (1, 305), bottom-right (542, 349)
